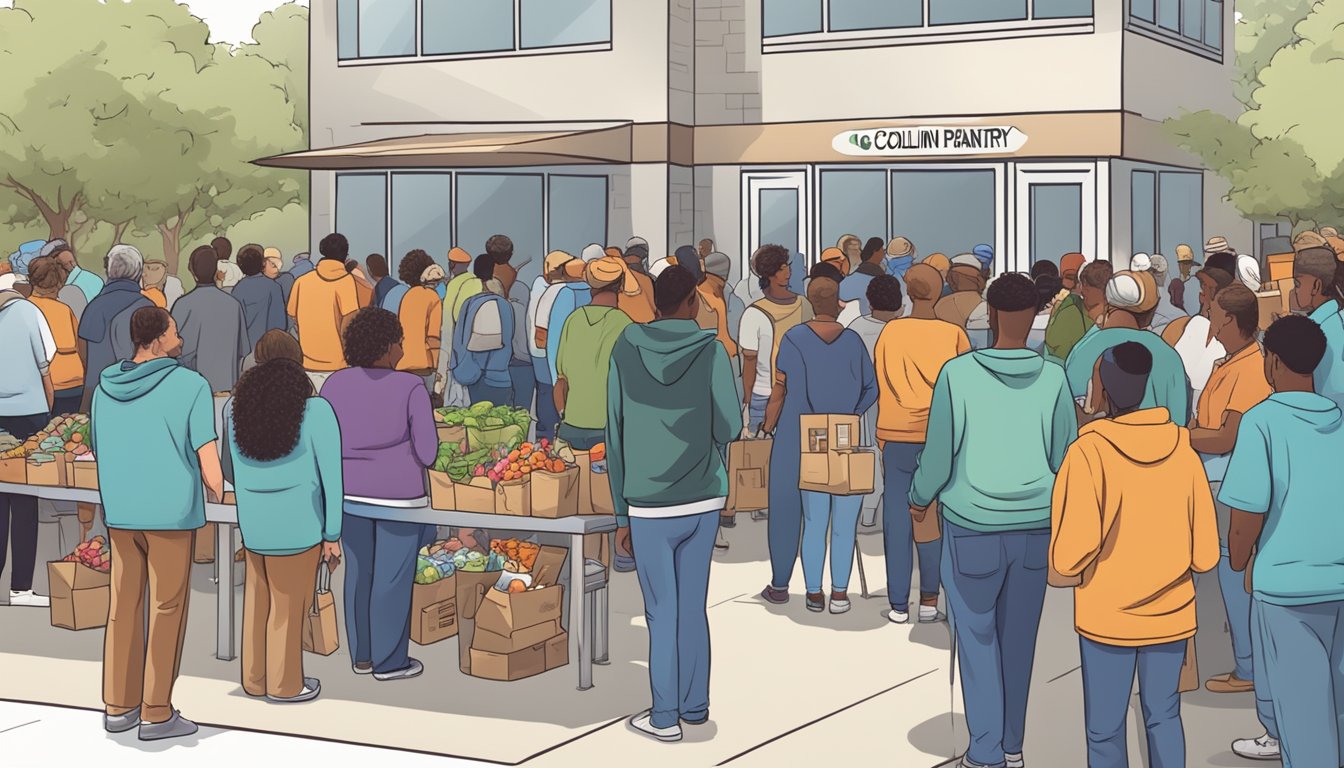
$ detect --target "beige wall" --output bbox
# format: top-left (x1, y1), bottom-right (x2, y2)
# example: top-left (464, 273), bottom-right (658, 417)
top-left (1123, 27), bottom-right (1239, 123)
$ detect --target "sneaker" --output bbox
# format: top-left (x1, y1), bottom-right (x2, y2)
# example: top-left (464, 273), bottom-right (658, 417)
top-left (760, 585), bottom-right (789, 604)
top-left (1231, 733), bottom-right (1280, 760)
top-left (1205, 674), bottom-right (1254, 693)
top-left (138, 710), bottom-right (199, 742)
top-left (352, 662), bottom-right (373, 675)
top-left (829, 591), bottom-right (850, 614)
top-left (373, 658), bottom-right (424, 681)
top-left (888, 608), bottom-right (910, 624)
top-left (805, 593), bottom-right (826, 612)
top-left (681, 712), bottom-right (709, 726)
top-left (1005, 752), bottom-right (1025, 768)
top-left (8, 590), bottom-right (49, 607)
top-left (919, 604), bottom-right (946, 623)
top-left (103, 707), bottom-right (141, 734)
top-left (266, 677), bottom-right (321, 703)
top-left (714, 528), bottom-right (729, 551)
top-left (628, 710), bottom-right (682, 743)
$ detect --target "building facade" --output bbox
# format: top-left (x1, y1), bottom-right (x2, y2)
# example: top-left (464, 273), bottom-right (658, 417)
top-left (273, 0), bottom-right (1251, 288)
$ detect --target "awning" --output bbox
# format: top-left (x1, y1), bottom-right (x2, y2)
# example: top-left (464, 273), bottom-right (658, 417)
top-left (255, 124), bottom-right (632, 170)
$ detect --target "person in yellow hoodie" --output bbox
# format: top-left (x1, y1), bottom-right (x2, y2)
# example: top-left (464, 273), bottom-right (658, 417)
top-left (1051, 341), bottom-right (1219, 768)
top-left (287, 233), bottom-right (361, 389)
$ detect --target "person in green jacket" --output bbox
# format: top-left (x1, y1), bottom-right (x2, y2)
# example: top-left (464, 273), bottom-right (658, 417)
top-left (607, 265), bottom-right (742, 743)
top-left (222, 351), bottom-right (344, 704)
top-left (1045, 253), bottom-right (1093, 365)
top-left (909, 273), bottom-right (1077, 768)
top-left (555, 256), bottom-right (635, 450)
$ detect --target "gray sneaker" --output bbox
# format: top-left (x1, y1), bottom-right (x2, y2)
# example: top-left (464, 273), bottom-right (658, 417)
top-left (103, 707), bottom-right (141, 734)
top-left (373, 658), bottom-right (424, 681)
top-left (138, 710), bottom-right (198, 742)
top-left (266, 677), bottom-right (321, 703)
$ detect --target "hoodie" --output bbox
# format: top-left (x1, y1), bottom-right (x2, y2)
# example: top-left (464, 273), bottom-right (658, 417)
top-left (1051, 408), bottom-right (1219, 646)
top-left (91, 357), bottom-right (216, 530)
top-left (287, 259), bottom-right (360, 371)
top-left (1064, 328), bottom-right (1192, 424)
top-left (606, 320), bottom-right (743, 525)
top-left (1219, 392), bottom-right (1344, 606)
top-left (911, 349), bottom-right (1078, 531)
top-left (1309, 300), bottom-right (1344, 408)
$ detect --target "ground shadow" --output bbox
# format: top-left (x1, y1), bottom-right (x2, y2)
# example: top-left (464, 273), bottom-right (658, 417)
top-left (907, 711), bottom-right (965, 764)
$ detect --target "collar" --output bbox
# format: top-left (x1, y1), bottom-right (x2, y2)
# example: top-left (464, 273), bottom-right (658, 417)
top-left (105, 278), bottom-right (143, 292)
top-left (1216, 340), bottom-right (1260, 369)
top-left (1309, 299), bottom-right (1341, 323)
top-left (855, 262), bottom-right (885, 278)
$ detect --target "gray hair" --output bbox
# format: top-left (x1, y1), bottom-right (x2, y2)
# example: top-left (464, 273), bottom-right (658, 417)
top-left (105, 244), bottom-right (145, 281)
top-left (1148, 254), bottom-right (1169, 285)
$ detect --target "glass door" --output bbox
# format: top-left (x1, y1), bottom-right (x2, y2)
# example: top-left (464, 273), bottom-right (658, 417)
top-left (1014, 164), bottom-right (1097, 272)
top-left (742, 170), bottom-right (810, 295)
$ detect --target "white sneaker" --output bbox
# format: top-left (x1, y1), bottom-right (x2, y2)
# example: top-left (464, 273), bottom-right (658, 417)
top-left (829, 596), bottom-right (851, 614)
top-left (1231, 733), bottom-right (1280, 760)
top-left (714, 528), bottom-right (729, 551)
top-left (9, 590), bottom-right (49, 607)
top-left (1005, 752), bottom-right (1024, 768)
top-left (628, 710), bottom-right (682, 742)
top-left (888, 609), bottom-right (910, 624)
top-left (919, 604), bottom-right (946, 623)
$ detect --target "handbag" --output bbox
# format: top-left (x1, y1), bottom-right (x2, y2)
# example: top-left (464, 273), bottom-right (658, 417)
top-left (302, 559), bottom-right (340, 656)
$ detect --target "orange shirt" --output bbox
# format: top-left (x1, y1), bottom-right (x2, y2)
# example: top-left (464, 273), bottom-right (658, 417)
top-left (619, 270), bottom-right (657, 324)
top-left (1195, 342), bottom-right (1271, 429)
top-left (874, 317), bottom-right (970, 443)
top-left (287, 260), bottom-right (361, 371)
top-left (397, 285), bottom-right (443, 373)
top-left (30, 295), bottom-right (84, 391)
top-left (142, 287), bottom-right (167, 309)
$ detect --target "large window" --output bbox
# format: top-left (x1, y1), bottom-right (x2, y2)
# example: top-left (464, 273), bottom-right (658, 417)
top-left (1157, 171), bottom-right (1202, 262)
top-left (337, 0), bottom-right (611, 61)
top-left (1129, 0), bottom-right (1222, 56)
top-left (819, 170), bottom-right (886, 250)
top-left (764, 0), bottom-right (1090, 40)
top-left (548, 175), bottom-right (608, 257)
top-left (335, 174), bottom-right (388, 266)
top-left (1131, 170), bottom-right (1157, 256)
top-left (390, 174), bottom-right (453, 276)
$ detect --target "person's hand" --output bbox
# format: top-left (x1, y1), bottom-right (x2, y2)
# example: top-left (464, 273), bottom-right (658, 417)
top-left (909, 504), bottom-right (929, 523)
top-left (434, 377), bottom-right (446, 395)
top-left (615, 527), bottom-right (633, 560)
top-left (322, 540), bottom-right (342, 569)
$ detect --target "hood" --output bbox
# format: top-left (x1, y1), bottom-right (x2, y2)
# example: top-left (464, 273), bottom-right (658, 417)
top-left (98, 357), bottom-right (182, 403)
top-left (622, 319), bottom-right (718, 386)
top-left (1269, 391), bottom-right (1344, 431)
top-left (970, 348), bottom-right (1049, 383)
top-left (316, 259), bottom-right (350, 282)
top-left (1079, 408), bottom-right (1181, 465)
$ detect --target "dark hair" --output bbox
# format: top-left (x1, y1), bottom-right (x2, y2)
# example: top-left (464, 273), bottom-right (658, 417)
top-left (1215, 284), bottom-right (1259, 337)
top-left (1034, 274), bottom-right (1063, 312)
top-left (188, 245), bottom-right (219, 284)
top-left (1112, 341), bottom-right (1153, 375)
top-left (1295, 247), bottom-right (1341, 299)
top-left (344, 259), bottom-right (358, 273)
top-left (398, 250), bottom-right (434, 286)
top-left (27, 256), bottom-right (69, 292)
top-left (130, 306), bottom-right (171, 349)
top-left (867, 274), bottom-right (903, 313)
top-left (1079, 261), bottom-right (1114, 290)
top-left (1030, 260), bottom-right (1059, 280)
top-left (809, 261), bottom-right (844, 283)
top-left (752, 244), bottom-right (790, 289)
top-left (486, 235), bottom-right (514, 264)
top-left (473, 253), bottom-right (495, 283)
top-left (342, 306), bottom-right (404, 368)
top-left (319, 233), bottom-right (349, 262)
top-left (987, 273), bottom-right (1039, 312)
top-left (861, 237), bottom-right (885, 263)
top-left (1264, 314), bottom-right (1327, 375)
top-left (254, 329), bottom-right (303, 365)
top-left (211, 236), bottom-right (232, 261)
top-left (366, 253), bottom-right (389, 279)
top-left (654, 265), bottom-right (698, 315)
top-left (231, 359), bottom-right (312, 462)
top-left (1204, 252), bottom-right (1237, 275)
top-left (237, 245), bottom-right (265, 276)
top-left (1197, 267), bottom-right (1235, 292)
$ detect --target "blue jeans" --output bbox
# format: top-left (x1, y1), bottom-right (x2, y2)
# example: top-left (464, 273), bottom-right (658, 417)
top-left (534, 379), bottom-right (559, 443)
top-left (942, 520), bottom-right (1050, 768)
top-left (1253, 598), bottom-right (1344, 766)
top-left (800, 491), bottom-right (862, 594)
top-left (748, 393), bottom-right (769, 434)
top-left (882, 442), bottom-right (942, 611)
top-left (630, 511), bottom-right (718, 730)
top-left (341, 508), bottom-right (426, 674)
top-left (558, 423), bottom-right (604, 451)
top-left (508, 361), bottom-right (535, 413)
top-left (1212, 486), bottom-right (1254, 681)
top-left (1250, 598), bottom-right (1280, 741)
top-left (1079, 637), bottom-right (1186, 768)
top-left (467, 381), bottom-right (512, 407)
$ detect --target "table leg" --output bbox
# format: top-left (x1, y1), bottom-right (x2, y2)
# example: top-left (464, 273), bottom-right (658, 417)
top-left (215, 523), bottom-right (235, 661)
top-left (571, 532), bottom-right (591, 691)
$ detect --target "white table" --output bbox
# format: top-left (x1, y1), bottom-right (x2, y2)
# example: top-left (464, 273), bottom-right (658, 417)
top-left (0, 482), bottom-right (617, 691)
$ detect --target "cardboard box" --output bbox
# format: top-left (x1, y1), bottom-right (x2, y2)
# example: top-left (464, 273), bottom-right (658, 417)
top-left (1266, 252), bottom-right (1295, 283)
top-left (475, 584), bottom-right (564, 636)
top-left (545, 631), bottom-right (569, 670)
top-left (71, 460), bottom-right (98, 490)
top-left (456, 570), bottom-right (509, 675)
top-left (412, 598), bottom-right (458, 645)
top-left (530, 467), bottom-right (578, 519)
top-left (799, 450), bottom-right (876, 496)
top-left (799, 414), bottom-right (862, 453)
top-left (428, 471), bottom-right (456, 511)
top-left (0, 457), bottom-right (25, 483)
top-left (469, 641), bottom-right (548, 682)
top-left (471, 618), bottom-right (560, 654)
top-left (573, 450), bottom-right (592, 512)
top-left (25, 458), bottom-right (67, 487)
top-left (589, 464), bottom-right (615, 517)
top-left (436, 423), bottom-right (466, 447)
top-left (495, 477), bottom-right (531, 517)
top-left (47, 561), bottom-right (110, 630)
top-left (727, 439), bottom-right (772, 513)
top-left (1256, 289), bottom-right (1288, 331)
top-left (455, 478), bottom-right (497, 514)
top-left (222, 491), bottom-right (236, 505)
top-left (411, 572), bottom-right (457, 615)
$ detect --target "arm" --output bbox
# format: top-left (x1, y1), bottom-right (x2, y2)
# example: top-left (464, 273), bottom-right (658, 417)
top-left (1188, 410), bottom-right (1244, 455)
top-left (1190, 462), bottom-right (1220, 574)
top-left (710, 345), bottom-right (744, 446)
top-left (313, 401), bottom-right (345, 543)
top-left (286, 280), bottom-right (299, 326)
top-left (605, 353), bottom-right (629, 527)
top-left (554, 377), bottom-right (569, 417)
top-left (554, 319), bottom-right (571, 415)
top-left (910, 369), bottom-right (954, 509)
top-left (188, 381), bottom-right (223, 501)
top-left (198, 442), bottom-right (224, 503)
top-left (1049, 446), bottom-right (1102, 579)
top-left (1217, 412), bottom-right (1271, 573)
top-left (43, 372), bottom-right (54, 412)
top-left (761, 373), bottom-right (786, 435)
top-left (740, 351), bottom-right (759, 409)
top-left (738, 306), bottom-right (760, 407)
top-left (855, 344), bottom-right (878, 416)
top-left (268, 282), bottom-right (287, 333)
top-left (408, 382), bottom-right (438, 469)
top-left (1227, 509), bottom-right (1265, 573)
top-left (427, 295), bottom-right (443, 371)
top-left (77, 337), bottom-right (87, 370)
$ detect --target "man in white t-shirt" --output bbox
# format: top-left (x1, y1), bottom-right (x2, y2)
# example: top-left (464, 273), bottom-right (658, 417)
top-left (738, 246), bottom-right (812, 435)
top-left (1161, 264), bottom-right (1234, 406)
top-left (845, 275), bottom-right (904, 527)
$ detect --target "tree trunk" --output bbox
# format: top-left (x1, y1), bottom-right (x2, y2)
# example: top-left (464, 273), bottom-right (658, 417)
top-left (112, 221), bottom-right (129, 244)
top-left (159, 222), bottom-right (183, 276)
top-left (2, 176), bottom-right (80, 242)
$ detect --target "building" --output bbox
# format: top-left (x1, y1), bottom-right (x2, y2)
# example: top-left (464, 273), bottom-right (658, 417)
top-left (263, 0), bottom-right (1250, 289)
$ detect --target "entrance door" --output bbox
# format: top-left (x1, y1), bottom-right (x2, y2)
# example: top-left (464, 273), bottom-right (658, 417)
top-left (743, 170), bottom-right (810, 295)
top-left (1014, 165), bottom-right (1097, 272)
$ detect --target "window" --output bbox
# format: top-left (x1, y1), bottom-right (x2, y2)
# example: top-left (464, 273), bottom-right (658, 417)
top-left (890, 170), bottom-right (996, 261)
top-left (338, 0), bottom-right (612, 62)
top-left (456, 174), bottom-right (545, 284)
top-left (391, 174), bottom-right (453, 276)
top-left (1027, 185), bottom-right (1082, 265)
top-left (829, 0), bottom-right (920, 32)
top-left (548, 176), bottom-right (608, 259)
top-left (929, 0), bottom-right (1026, 27)
top-left (1131, 171), bottom-right (1157, 256)
top-left (764, 0), bottom-right (823, 37)
top-left (1158, 171), bottom-right (1202, 262)
top-left (1132, 0), bottom-right (1221, 55)
top-left (819, 170), bottom-right (886, 250)
top-left (1035, 0), bottom-right (1094, 21)
top-left (1130, 0), bottom-right (1154, 23)
top-left (335, 174), bottom-right (388, 265)
top-left (764, 0), bottom-right (1088, 41)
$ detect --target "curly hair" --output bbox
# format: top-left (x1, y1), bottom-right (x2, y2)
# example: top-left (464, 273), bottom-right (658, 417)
top-left (398, 249), bottom-right (435, 286)
top-left (486, 235), bottom-right (514, 264)
top-left (231, 358), bottom-right (313, 462)
top-left (319, 232), bottom-right (349, 262)
top-left (1079, 260), bottom-right (1114, 291)
top-left (987, 273), bottom-right (1039, 313)
top-left (342, 306), bottom-right (404, 368)
top-left (867, 274), bottom-right (903, 313)
top-left (27, 256), bottom-right (69, 292)
top-left (752, 244), bottom-right (790, 288)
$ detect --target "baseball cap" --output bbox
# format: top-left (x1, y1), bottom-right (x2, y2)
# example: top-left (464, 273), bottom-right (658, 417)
top-left (543, 250), bottom-right (576, 275)
top-left (448, 247), bottom-right (472, 264)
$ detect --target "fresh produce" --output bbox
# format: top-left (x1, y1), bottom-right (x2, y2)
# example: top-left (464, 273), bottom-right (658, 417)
top-left (1, 414), bottom-right (91, 460)
top-left (490, 538), bottom-right (541, 572)
top-left (434, 402), bottom-right (531, 452)
top-left (0, 429), bottom-right (20, 454)
top-left (60, 536), bottom-right (110, 573)
top-left (476, 440), bottom-right (574, 485)
top-left (507, 579), bottom-right (527, 593)
top-left (590, 442), bottom-right (606, 463)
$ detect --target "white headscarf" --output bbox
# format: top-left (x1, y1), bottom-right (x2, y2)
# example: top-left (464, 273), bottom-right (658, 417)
top-left (216, 260), bottom-right (244, 291)
top-left (1236, 255), bottom-right (1262, 291)
top-left (581, 243), bottom-right (605, 263)
top-left (1105, 273), bottom-right (1145, 309)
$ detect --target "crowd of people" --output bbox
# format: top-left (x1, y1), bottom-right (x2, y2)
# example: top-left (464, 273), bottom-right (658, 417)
top-left (1, 224), bottom-right (1342, 766)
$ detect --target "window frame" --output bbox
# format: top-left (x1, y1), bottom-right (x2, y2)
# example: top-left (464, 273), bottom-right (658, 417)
top-left (1126, 0), bottom-right (1223, 62)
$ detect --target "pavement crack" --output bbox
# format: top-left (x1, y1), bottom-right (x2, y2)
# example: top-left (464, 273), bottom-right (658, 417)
top-left (0, 719), bottom-right (40, 734)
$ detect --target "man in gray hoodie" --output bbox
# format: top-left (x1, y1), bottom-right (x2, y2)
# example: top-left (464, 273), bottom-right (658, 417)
top-left (607, 265), bottom-right (742, 744)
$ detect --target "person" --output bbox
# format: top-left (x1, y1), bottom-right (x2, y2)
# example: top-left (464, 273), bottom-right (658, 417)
top-left (936, 262), bottom-right (986, 332)
top-left (837, 234), bottom-right (862, 273)
top-left (555, 256), bottom-right (636, 451)
top-left (819, 247), bottom-right (850, 278)
top-left (1051, 341), bottom-right (1218, 768)
top-left (607, 265), bottom-right (742, 742)
top-left (289, 250), bottom-right (314, 279)
top-left (288, 234), bottom-right (361, 389)
top-left (740, 245), bottom-right (813, 436)
top-left (873, 265), bottom-right (968, 622)
top-left (676, 246), bottom-right (724, 341)
top-left (1236, 254), bottom-right (1263, 292)
top-left (528, 251), bottom-right (577, 442)
top-left (619, 238), bottom-right (657, 323)
top-left (367, 254), bottom-right (396, 309)
top-left (1292, 230), bottom-right (1328, 252)
top-left (1044, 254), bottom-right (1092, 364)
top-left (1290, 247), bottom-right (1344, 407)
top-left (545, 245), bottom-right (602, 386)
top-left (140, 260), bottom-right (169, 309)
top-left (910, 273), bottom-right (1077, 768)
top-left (1223, 315), bottom-right (1344, 766)
top-left (1170, 244), bottom-right (1199, 313)
top-left (42, 239), bottom-right (102, 309)
top-left (242, 327), bottom-right (304, 375)
top-left (486, 235), bottom-right (536, 409)
top-left (222, 353), bottom-right (343, 704)
top-left (1077, 260), bottom-right (1114, 329)
top-left (846, 276), bottom-right (902, 529)
top-left (340, 259), bottom-right (373, 308)
top-left (698, 238), bottom-right (715, 259)
top-left (232, 244), bottom-right (287, 353)
top-left (922, 253), bottom-right (951, 290)
top-left (1187, 283), bottom-right (1272, 696)
top-left (320, 306), bottom-right (436, 681)
top-left (838, 237), bottom-right (890, 319)
top-left (93, 306), bottom-right (223, 741)
top-left (1029, 264), bottom-right (1064, 355)
top-left (2, 239), bottom-right (41, 296)
top-left (452, 255), bottom-right (515, 405)
top-left (1146, 254), bottom-right (1184, 332)
top-left (759, 276), bottom-right (876, 612)
top-left (887, 237), bottom-right (915, 280)
top-left (972, 243), bottom-right (995, 279)
top-left (173, 246), bottom-right (249, 394)
top-left (1161, 266), bottom-right (1233, 410)
top-left (699, 252), bottom-right (739, 358)
top-left (1059, 252), bottom-right (1085, 292)
top-left (393, 250), bottom-right (444, 395)
top-left (216, 259), bottom-right (244, 293)
top-left (77, 245), bottom-right (152, 412)
top-left (0, 284), bottom-right (55, 608)
top-left (25, 257), bottom-right (84, 416)
top-left (436, 246), bottom-right (483, 405)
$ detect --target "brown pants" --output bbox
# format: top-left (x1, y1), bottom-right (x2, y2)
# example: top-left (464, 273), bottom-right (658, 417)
top-left (242, 546), bottom-right (321, 698)
top-left (103, 528), bottom-right (194, 724)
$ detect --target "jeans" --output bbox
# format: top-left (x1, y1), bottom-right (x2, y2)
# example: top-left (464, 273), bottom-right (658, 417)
top-left (341, 508), bottom-right (425, 674)
top-left (534, 379), bottom-right (559, 443)
top-left (509, 361), bottom-right (535, 413)
top-left (467, 382), bottom-right (513, 408)
top-left (882, 442), bottom-right (942, 611)
top-left (1253, 599), bottom-right (1344, 766)
top-left (1211, 484), bottom-right (1254, 681)
top-left (942, 520), bottom-right (1050, 768)
top-left (747, 393), bottom-right (769, 434)
top-left (630, 511), bottom-right (718, 730)
top-left (558, 423), bottom-right (605, 452)
top-left (1249, 599), bottom-right (1280, 740)
top-left (1078, 637), bottom-right (1186, 768)
top-left (0, 412), bottom-right (48, 593)
top-left (800, 491), bottom-right (862, 594)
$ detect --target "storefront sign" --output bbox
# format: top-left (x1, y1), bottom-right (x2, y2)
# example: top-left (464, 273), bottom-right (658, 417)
top-left (832, 126), bottom-right (1027, 157)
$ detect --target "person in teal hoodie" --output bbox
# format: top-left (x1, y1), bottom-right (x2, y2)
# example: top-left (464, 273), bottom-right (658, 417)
top-left (222, 356), bottom-right (343, 704)
top-left (607, 266), bottom-right (742, 744)
top-left (91, 306), bottom-right (223, 742)
top-left (910, 273), bottom-right (1077, 768)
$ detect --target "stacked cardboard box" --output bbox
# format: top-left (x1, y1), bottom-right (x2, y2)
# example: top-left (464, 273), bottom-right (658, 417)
top-left (409, 572), bottom-right (458, 645)
top-left (462, 545), bottom-right (569, 681)
top-left (429, 471), bottom-right (581, 519)
top-left (798, 415), bottom-right (876, 496)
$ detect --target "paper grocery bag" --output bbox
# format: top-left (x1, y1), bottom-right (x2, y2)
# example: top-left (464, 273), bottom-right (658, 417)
top-left (302, 563), bottom-right (339, 656)
top-left (912, 501), bottom-right (941, 544)
top-left (726, 438), bottom-right (771, 514)
top-left (1178, 637), bottom-right (1199, 693)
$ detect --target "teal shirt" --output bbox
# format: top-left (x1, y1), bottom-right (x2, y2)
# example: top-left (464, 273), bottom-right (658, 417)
top-left (222, 397), bottom-right (344, 556)
top-left (1064, 328), bottom-right (1192, 424)
top-left (91, 358), bottom-right (215, 531)
top-left (1219, 392), bottom-right (1344, 606)
top-left (911, 349), bottom-right (1077, 532)
top-left (66, 265), bottom-right (105, 305)
top-left (1309, 300), bottom-right (1344, 409)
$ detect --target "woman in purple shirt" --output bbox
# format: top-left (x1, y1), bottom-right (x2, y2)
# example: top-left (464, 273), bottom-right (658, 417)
top-left (321, 307), bottom-right (437, 681)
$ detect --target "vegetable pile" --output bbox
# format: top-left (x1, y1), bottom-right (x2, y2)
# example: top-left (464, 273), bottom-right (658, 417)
top-left (1, 414), bottom-right (92, 461)
top-left (414, 536), bottom-right (509, 583)
top-left (61, 536), bottom-right (110, 573)
top-left (434, 401), bottom-right (531, 455)
top-left (490, 538), bottom-right (540, 572)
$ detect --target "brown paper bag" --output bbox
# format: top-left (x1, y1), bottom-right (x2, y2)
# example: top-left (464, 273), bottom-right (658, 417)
top-left (726, 438), bottom-right (772, 513)
top-left (913, 501), bottom-right (941, 544)
top-left (302, 562), bottom-right (340, 656)
top-left (1178, 637), bottom-right (1199, 693)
